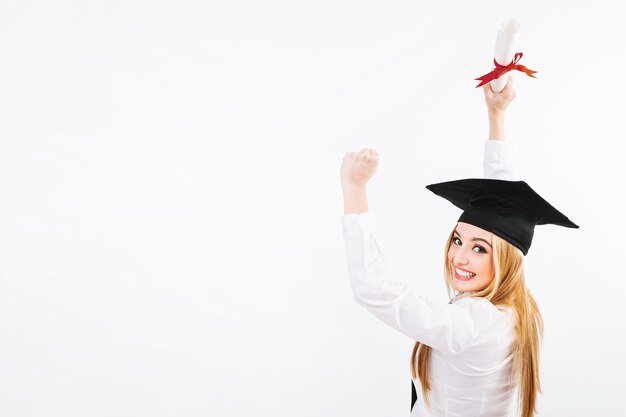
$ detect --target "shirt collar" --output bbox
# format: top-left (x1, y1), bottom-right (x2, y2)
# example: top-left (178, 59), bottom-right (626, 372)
top-left (450, 291), bottom-right (477, 303)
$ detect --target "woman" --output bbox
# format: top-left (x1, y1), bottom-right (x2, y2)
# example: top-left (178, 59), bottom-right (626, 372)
top-left (339, 76), bottom-right (578, 417)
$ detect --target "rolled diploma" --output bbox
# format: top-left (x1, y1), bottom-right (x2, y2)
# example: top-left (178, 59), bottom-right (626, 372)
top-left (490, 18), bottom-right (520, 93)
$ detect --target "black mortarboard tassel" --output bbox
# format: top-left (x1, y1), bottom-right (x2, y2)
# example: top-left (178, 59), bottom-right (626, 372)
top-left (425, 179), bottom-right (579, 256)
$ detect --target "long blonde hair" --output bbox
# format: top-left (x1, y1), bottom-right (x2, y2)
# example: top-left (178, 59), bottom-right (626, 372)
top-left (410, 226), bottom-right (544, 417)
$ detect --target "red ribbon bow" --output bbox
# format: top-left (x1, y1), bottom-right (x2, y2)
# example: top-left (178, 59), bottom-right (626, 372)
top-left (474, 52), bottom-right (537, 88)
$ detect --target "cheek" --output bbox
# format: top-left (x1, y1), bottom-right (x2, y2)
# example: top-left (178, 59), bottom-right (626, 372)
top-left (479, 257), bottom-right (495, 278)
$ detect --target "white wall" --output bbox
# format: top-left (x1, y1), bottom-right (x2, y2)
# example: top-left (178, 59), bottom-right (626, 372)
top-left (0, 1), bottom-right (624, 416)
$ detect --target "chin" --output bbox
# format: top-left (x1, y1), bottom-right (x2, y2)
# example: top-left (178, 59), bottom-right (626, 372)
top-left (452, 278), bottom-right (479, 292)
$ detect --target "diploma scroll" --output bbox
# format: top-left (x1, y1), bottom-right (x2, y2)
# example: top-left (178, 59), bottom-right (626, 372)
top-left (490, 18), bottom-right (520, 93)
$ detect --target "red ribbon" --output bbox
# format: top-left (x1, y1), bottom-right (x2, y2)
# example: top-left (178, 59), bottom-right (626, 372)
top-left (474, 52), bottom-right (537, 88)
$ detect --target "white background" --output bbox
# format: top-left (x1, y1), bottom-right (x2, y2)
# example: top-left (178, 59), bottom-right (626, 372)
top-left (1, 1), bottom-right (624, 416)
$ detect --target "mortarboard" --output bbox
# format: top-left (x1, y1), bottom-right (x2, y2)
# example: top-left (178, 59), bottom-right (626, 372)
top-left (425, 178), bottom-right (579, 256)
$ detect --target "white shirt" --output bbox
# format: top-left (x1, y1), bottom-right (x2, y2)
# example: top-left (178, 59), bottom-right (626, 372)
top-left (340, 140), bottom-right (519, 417)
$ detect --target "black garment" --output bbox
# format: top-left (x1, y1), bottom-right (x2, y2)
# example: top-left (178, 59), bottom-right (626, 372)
top-left (411, 380), bottom-right (417, 412)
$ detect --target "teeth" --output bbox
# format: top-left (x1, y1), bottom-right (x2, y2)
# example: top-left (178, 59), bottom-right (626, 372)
top-left (455, 268), bottom-right (475, 277)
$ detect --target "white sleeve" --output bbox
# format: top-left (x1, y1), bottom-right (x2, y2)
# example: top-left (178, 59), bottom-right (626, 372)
top-left (340, 212), bottom-right (493, 355)
top-left (483, 139), bottom-right (515, 180)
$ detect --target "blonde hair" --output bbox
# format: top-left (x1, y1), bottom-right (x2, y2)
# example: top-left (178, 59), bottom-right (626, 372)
top-left (410, 226), bottom-right (544, 417)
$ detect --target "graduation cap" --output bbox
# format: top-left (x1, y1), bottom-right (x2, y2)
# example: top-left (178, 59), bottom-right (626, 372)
top-left (425, 178), bottom-right (579, 255)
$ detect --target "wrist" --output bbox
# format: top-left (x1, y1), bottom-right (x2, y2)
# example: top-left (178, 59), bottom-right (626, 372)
top-left (488, 110), bottom-right (504, 121)
top-left (488, 120), bottom-right (505, 140)
top-left (343, 186), bottom-right (368, 214)
top-left (342, 183), bottom-right (366, 194)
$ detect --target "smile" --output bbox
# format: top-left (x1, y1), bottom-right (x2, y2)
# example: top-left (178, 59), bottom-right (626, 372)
top-left (454, 267), bottom-right (476, 281)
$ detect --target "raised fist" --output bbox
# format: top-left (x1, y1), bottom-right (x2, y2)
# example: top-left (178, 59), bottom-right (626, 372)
top-left (340, 148), bottom-right (379, 192)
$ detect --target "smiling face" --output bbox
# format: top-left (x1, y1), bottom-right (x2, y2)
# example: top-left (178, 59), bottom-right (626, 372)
top-left (447, 222), bottom-right (496, 293)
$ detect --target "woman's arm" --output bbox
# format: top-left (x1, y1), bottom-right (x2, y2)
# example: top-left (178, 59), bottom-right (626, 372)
top-left (482, 76), bottom-right (516, 179)
top-left (483, 75), bottom-right (516, 141)
top-left (340, 211), bottom-right (493, 354)
top-left (341, 148), bottom-right (378, 214)
top-left (488, 112), bottom-right (505, 141)
top-left (339, 149), bottom-right (496, 355)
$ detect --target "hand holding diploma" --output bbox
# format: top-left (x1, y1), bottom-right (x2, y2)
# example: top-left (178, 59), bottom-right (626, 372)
top-left (483, 76), bottom-right (516, 116)
top-left (475, 18), bottom-right (537, 92)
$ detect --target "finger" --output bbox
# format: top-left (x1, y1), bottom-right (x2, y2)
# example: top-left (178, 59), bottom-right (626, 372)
top-left (365, 149), bottom-right (378, 159)
top-left (360, 148), bottom-right (375, 158)
top-left (482, 83), bottom-right (493, 98)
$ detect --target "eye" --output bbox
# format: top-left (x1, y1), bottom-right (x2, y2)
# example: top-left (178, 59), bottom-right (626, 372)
top-left (473, 246), bottom-right (486, 254)
top-left (453, 237), bottom-right (487, 254)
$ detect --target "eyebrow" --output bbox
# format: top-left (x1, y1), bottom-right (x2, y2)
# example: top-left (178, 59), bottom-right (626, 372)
top-left (453, 229), bottom-right (492, 248)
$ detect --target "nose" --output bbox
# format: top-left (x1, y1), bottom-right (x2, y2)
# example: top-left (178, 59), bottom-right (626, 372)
top-left (453, 247), bottom-right (471, 265)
